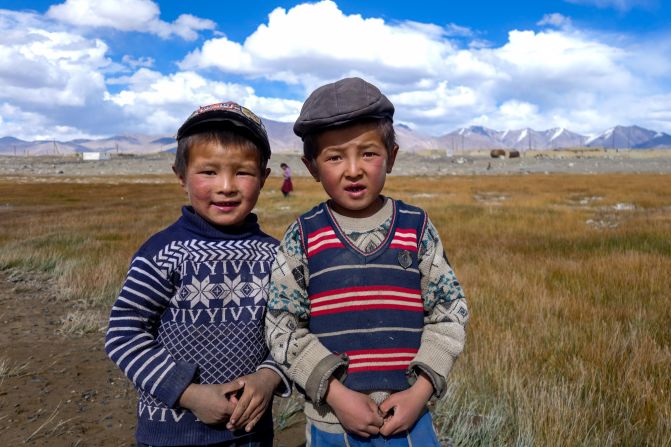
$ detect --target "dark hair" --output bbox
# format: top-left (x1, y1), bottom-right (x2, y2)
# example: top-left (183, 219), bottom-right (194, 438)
top-left (174, 130), bottom-right (268, 178)
top-left (301, 118), bottom-right (396, 161)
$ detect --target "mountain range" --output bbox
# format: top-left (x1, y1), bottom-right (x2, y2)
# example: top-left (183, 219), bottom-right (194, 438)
top-left (1, 122), bottom-right (669, 156)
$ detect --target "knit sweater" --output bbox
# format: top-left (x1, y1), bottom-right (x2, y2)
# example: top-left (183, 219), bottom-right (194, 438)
top-left (298, 200), bottom-right (425, 393)
top-left (265, 197), bottom-right (469, 433)
top-left (105, 206), bottom-right (289, 446)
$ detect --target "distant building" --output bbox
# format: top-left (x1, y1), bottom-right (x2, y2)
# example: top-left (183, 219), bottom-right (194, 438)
top-left (82, 152), bottom-right (111, 161)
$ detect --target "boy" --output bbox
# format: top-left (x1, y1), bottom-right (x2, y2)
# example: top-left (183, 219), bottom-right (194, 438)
top-left (265, 78), bottom-right (469, 446)
top-left (106, 101), bottom-right (290, 447)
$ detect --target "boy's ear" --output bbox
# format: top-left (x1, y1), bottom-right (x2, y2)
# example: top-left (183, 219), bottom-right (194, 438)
top-left (302, 156), bottom-right (320, 182)
top-left (259, 167), bottom-right (271, 188)
top-left (386, 144), bottom-right (399, 174)
top-left (173, 165), bottom-right (187, 190)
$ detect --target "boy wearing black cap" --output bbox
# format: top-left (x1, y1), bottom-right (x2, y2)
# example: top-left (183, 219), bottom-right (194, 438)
top-left (106, 101), bottom-right (289, 447)
top-left (266, 78), bottom-right (469, 445)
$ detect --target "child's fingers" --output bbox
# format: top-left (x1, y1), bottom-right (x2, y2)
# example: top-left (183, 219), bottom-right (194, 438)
top-left (378, 397), bottom-right (396, 416)
top-left (242, 404), bottom-right (266, 432)
top-left (228, 387), bottom-right (256, 426)
top-left (379, 419), bottom-right (399, 437)
top-left (233, 395), bottom-right (264, 428)
top-left (380, 413), bottom-right (408, 437)
top-left (221, 380), bottom-right (245, 397)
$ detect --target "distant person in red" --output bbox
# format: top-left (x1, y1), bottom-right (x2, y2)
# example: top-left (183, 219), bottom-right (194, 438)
top-left (280, 162), bottom-right (293, 197)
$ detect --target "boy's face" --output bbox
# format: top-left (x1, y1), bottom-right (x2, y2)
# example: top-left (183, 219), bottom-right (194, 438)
top-left (303, 121), bottom-right (398, 218)
top-left (176, 140), bottom-right (270, 227)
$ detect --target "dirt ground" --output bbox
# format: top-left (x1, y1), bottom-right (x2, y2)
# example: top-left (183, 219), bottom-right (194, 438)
top-left (0, 269), bottom-right (306, 447)
top-left (2, 151), bottom-right (670, 446)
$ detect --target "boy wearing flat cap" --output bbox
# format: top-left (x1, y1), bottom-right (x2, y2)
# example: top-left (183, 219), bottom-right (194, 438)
top-left (266, 78), bottom-right (469, 445)
top-left (106, 101), bottom-right (289, 447)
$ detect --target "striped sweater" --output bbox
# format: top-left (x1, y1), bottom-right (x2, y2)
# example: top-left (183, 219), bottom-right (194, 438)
top-left (266, 197), bottom-right (469, 432)
top-left (105, 206), bottom-right (289, 446)
top-left (298, 200), bottom-right (425, 392)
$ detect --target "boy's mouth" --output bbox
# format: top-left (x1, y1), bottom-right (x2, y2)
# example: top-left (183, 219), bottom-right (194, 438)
top-left (212, 200), bottom-right (239, 209)
top-left (344, 184), bottom-right (366, 193)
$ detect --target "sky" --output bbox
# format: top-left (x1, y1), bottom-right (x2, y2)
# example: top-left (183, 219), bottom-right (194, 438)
top-left (1, 0), bottom-right (670, 141)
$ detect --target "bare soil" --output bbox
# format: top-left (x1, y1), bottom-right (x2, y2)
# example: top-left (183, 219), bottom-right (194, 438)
top-left (0, 269), bottom-right (305, 447)
top-left (1, 151), bottom-right (669, 446)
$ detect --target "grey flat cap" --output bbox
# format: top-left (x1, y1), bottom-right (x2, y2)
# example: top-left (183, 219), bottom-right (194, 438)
top-left (293, 77), bottom-right (394, 139)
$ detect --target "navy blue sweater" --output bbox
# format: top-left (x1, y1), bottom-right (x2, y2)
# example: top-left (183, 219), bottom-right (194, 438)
top-left (105, 206), bottom-right (287, 446)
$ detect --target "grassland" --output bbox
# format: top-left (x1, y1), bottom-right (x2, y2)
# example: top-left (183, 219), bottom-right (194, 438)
top-left (0, 173), bottom-right (670, 446)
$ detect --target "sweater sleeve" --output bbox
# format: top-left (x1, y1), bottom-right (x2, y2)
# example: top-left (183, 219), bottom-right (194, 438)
top-left (256, 353), bottom-right (292, 398)
top-left (265, 222), bottom-right (348, 404)
top-left (105, 253), bottom-right (197, 408)
top-left (410, 217), bottom-right (469, 398)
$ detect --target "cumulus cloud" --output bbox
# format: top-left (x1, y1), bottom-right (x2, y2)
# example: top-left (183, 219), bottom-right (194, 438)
top-left (2, 0), bottom-right (671, 141)
top-left (46, 0), bottom-right (215, 40)
top-left (104, 70), bottom-right (303, 134)
top-left (121, 55), bottom-right (154, 70)
top-left (180, 0), bottom-right (456, 89)
top-left (178, 0), bottom-right (671, 134)
top-left (0, 11), bottom-right (110, 109)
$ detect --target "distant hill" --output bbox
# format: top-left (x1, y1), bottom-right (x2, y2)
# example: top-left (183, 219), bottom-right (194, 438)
top-left (0, 123), bottom-right (669, 156)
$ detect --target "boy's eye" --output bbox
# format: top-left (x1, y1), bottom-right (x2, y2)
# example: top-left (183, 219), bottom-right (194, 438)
top-left (326, 155), bottom-right (341, 162)
top-left (200, 170), bottom-right (216, 175)
top-left (363, 151), bottom-right (379, 158)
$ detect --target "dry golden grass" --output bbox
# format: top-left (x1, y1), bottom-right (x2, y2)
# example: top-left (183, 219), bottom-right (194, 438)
top-left (1, 173), bottom-right (669, 446)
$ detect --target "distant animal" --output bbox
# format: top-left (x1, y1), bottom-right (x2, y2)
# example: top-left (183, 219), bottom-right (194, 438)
top-left (490, 149), bottom-right (506, 158)
top-left (508, 150), bottom-right (520, 158)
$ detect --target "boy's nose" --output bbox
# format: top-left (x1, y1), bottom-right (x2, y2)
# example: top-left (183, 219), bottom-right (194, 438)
top-left (216, 173), bottom-right (238, 194)
top-left (344, 158), bottom-right (363, 178)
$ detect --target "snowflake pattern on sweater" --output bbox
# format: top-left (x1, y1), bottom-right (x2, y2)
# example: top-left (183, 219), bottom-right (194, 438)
top-left (105, 206), bottom-right (289, 446)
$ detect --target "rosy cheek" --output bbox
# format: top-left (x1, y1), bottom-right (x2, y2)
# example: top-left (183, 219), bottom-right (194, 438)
top-left (368, 158), bottom-right (386, 167)
top-left (187, 178), bottom-right (211, 198)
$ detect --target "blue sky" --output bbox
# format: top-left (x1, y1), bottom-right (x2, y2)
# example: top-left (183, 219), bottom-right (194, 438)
top-left (1, 0), bottom-right (670, 140)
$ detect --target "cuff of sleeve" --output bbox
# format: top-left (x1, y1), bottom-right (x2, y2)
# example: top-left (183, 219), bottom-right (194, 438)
top-left (408, 361), bottom-right (447, 399)
top-left (288, 337), bottom-right (339, 390)
top-left (305, 353), bottom-right (348, 405)
top-left (153, 361), bottom-right (198, 408)
top-left (257, 362), bottom-right (292, 398)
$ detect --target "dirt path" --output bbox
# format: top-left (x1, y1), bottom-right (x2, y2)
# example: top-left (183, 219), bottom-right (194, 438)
top-left (0, 269), bottom-right (136, 446)
top-left (0, 270), bottom-right (305, 446)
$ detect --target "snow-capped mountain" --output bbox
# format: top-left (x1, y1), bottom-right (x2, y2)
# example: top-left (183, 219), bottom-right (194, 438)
top-left (438, 126), bottom-right (503, 152)
top-left (584, 125), bottom-right (659, 148)
top-left (1, 124), bottom-right (669, 156)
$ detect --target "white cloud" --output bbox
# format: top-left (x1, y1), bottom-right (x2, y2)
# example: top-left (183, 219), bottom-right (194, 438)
top-left (2, 1), bottom-right (671, 141)
top-left (537, 13), bottom-right (573, 28)
top-left (0, 101), bottom-right (101, 141)
top-left (177, 0), bottom-right (671, 135)
top-left (46, 0), bottom-right (215, 40)
top-left (121, 54), bottom-right (154, 70)
top-left (564, 0), bottom-right (657, 11)
top-left (104, 70), bottom-right (303, 134)
top-left (0, 13), bottom-right (110, 108)
top-left (181, 0), bottom-right (455, 88)
top-left (444, 23), bottom-right (474, 37)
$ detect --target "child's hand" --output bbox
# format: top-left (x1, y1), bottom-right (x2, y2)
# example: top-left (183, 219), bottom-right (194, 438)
top-left (378, 372), bottom-right (434, 437)
top-left (325, 378), bottom-right (384, 437)
top-left (226, 369), bottom-right (281, 432)
top-left (178, 381), bottom-right (244, 425)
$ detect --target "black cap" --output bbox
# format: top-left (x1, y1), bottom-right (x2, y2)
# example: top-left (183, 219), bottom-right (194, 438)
top-left (293, 77), bottom-right (394, 139)
top-left (177, 101), bottom-right (271, 160)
